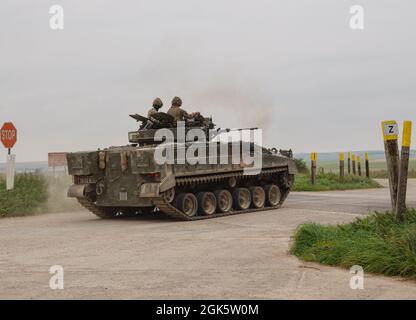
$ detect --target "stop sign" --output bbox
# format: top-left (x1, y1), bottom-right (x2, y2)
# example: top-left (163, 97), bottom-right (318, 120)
top-left (1, 122), bottom-right (17, 149)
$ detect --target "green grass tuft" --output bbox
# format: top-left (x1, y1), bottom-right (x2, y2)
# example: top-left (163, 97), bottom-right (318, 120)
top-left (291, 209), bottom-right (416, 278)
top-left (0, 173), bottom-right (48, 217)
top-left (293, 172), bottom-right (381, 192)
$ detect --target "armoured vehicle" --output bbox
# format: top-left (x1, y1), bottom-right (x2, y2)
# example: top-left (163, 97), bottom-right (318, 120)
top-left (67, 112), bottom-right (297, 220)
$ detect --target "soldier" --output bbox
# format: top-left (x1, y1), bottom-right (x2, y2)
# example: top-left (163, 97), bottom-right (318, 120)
top-left (167, 96), bottom-right (189, 122)
top-left (147, 97), bottom-right (163, 119)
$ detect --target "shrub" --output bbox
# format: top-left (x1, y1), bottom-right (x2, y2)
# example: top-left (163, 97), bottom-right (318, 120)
top-left (0, 173), bottom-right (48, 217)
top-left (294, 158), bottom-right (309, 174)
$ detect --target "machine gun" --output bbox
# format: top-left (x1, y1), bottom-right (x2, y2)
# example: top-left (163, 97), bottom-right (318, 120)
top-left (129, 114), bottom-right (149, 122)
top-left (129, 112), bottom-right (175, 129)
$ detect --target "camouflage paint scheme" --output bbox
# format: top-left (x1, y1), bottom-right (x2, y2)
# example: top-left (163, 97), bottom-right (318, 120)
top-left (67, 114), bottom-right (297, 219)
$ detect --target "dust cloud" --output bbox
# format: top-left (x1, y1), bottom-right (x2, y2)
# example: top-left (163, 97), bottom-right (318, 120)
top-left (42, 175), bottom-right (82, 213)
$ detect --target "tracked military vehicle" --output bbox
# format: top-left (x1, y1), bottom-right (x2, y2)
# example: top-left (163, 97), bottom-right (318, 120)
top-left (67, 112), bottom-right (297, 220)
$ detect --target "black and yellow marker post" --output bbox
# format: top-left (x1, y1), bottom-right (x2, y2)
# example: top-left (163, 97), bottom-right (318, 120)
top-left (347, 152), bottom-right (351, 174)
top-left (365, 152), bottom-right (370, 178)
top-left (357, 156), bottom-right (362, 176)
top-left (396, 121), bottom-right (412, 219)
top-left (381, 120), bottom-right (400, 213)
top-left (339, 152), bottom-right (345, 180)
top-left (310, 152), bottom-right (317, 185)
top-left (352, 154), bottom-right (356, 175)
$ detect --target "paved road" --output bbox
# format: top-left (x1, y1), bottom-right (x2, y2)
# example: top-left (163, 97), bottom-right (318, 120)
top-left (287, 179), bottom-right (416, 214)
top-left (1, 180), bottom-right (416, 299)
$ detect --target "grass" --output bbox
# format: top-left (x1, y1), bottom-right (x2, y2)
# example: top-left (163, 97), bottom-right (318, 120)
top-left (290, 209), bottom-right (416, 278)
top-left (293, 172), bottom-right (381, 192)
top-left (0, 173), bottom-right (48, 217)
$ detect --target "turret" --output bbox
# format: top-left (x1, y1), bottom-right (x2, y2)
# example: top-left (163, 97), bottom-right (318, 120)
top-left (128, 112), bottom-right (216, 145)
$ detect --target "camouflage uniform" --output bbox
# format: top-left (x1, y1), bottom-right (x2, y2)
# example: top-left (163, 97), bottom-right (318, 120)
top-left (147, 98), bottom-right (163, 118)
top-left (167, 96), bottom-right (188, 121)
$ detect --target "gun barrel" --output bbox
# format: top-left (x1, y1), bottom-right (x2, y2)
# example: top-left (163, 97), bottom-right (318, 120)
top-left (220, 127), bottom-right (258, 132)
top-left (209, 127), bottom-right (259, 140)
top-left (235, 127), bottom-right (258, 131)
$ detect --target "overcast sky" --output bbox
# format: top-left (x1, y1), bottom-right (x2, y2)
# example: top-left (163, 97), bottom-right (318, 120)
top-left (1, 0), bottom-right (415, 161)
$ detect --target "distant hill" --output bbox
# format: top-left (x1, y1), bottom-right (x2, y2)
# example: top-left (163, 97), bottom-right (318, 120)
top-left (0, 161), bottom-right (49, 173)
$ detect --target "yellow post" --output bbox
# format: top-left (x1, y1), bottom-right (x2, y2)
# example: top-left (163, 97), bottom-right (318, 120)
top-left (396, 121), bottom-right (412, 219)
top-left (310, 152), bottom-right (317, 185)
top-left (339, 152), bottom-right (345, 179)
top-left (347, 152), bottom-right (351, 174)
top-left (365, 152), bottom-right (370, 178)
top-left (352, 154), bottom-right (356, 175)
top-left (357, 155), bottom-right (362, 176)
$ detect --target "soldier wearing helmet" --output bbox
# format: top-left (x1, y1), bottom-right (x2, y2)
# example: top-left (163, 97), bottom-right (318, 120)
top-left (147, 97), bottom-right (163, 119)
top-left (167, 96), bottom-right (189, 122)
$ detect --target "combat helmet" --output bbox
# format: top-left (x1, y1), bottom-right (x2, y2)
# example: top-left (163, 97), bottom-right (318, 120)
top-left (153, 97), bottom-right (163, 109)
top-left (172, 96), bottom-right (182, 107)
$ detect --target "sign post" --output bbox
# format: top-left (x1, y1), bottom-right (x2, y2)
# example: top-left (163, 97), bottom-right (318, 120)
top-left (381, 120), bottom-right (400, 214)
top-left (6, 155), bottom-right (16, 190)
top-left (396, 121), bottom-right (412, 219)
top-left (1, 122), bottom-right (17, 190)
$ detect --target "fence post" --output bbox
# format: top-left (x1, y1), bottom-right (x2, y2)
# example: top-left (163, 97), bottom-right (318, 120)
top-left (357, 156), bottom-right (362, 176)
top-left (396, 120), bottom-right (412, 219)
top-left (352, 154), bottom-right (356, 175)
top-left (347, 152), bottom-right (351, 174)
top-left (381, 120), bottom-right (400, 213)
top-left (339, 152), bottom-right (345, 180)
top-left (365, 152), bottom-right (370, 178)
top-left (310, 152), bottom-right (317, 185)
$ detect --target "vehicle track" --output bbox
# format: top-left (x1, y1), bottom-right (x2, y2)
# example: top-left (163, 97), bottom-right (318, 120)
top-left (77, 168), bottom-right (293, 220)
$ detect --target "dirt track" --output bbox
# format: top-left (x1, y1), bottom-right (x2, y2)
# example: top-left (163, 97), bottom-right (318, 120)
top-left (1, 180), bottom-right (416, 299)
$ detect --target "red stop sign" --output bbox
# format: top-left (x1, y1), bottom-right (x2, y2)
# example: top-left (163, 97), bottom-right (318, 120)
top-left (1, 122), bottom-right (17, 149)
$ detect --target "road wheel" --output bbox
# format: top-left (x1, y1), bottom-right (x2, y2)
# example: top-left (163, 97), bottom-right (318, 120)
top-left (214, 190), bottom-right (233, 213)
top-left (228, 177), bottom-right (237, 188)
top-left (265, 184), bottom-right (281, 207)
top-left (163, 188), bottom-right (175, 203)
top-left (232, 188), bottom-right (251, 210)
top-left (197, 192), bottom-right (217, 216)
top-left (175, 193), bottom-right (198, 217)
top-left (250, 186), bottom-right (265, 208)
